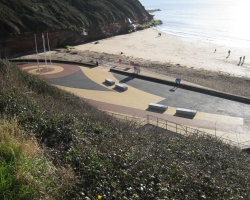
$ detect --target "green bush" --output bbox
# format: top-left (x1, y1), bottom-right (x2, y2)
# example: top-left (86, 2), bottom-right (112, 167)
top-left (0, 59), bottom-right (250, 199)
top-left (0, 0), bottom-right (152, 36)
top-left (136, 20), bottom-right (163, 31)
top-left (0, 118), bottom-right (75, 199)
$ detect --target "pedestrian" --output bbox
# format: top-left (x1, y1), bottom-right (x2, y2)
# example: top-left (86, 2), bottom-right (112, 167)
top-left (226, 50), bottom-right (231, 58)
top-left (238, 57), bottom-right (242, 66)
top-left (241, 56), bottom-right (245, 66)
top-left (214, 49), bottom-right (216, 53)
top-left (138, 67), bottom-right (141, 74)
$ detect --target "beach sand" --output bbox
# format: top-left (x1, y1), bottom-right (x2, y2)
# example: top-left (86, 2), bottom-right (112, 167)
top-left (75, 27), bottom-right (250, 78)
top-left (19, 27), bottom-right (250, 98)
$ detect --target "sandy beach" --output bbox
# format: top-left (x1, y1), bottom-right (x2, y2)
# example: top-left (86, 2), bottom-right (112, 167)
top-left (75, 27), bottom-right (250, 78)
top-left (19, 27), bottom-right (250, 98)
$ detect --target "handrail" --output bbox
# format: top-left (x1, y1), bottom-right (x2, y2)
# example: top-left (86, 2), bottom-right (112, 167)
top-left (108, 112), bottom-right (249, 149)
top-left (145, 115), bottom-right (249, 149)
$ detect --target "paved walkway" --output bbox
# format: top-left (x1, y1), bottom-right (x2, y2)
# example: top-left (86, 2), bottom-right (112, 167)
top-left (18, 62), bottom-right (250, 148)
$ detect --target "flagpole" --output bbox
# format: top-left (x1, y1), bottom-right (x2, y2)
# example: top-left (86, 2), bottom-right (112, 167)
top-left (42, 33), bottom-right (48, 71)
top-left (47, 33), bottom-right (52, 66)
top-left (34, 34), bottom-right (40, 72)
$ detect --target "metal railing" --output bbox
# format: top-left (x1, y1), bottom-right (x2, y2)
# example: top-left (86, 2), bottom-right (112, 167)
top-left (146, 115), bottom-right (249, 149)
top-left (107, 111), bottom-right (249, 149)
top-left (145, 115), bottom-right (207, 136)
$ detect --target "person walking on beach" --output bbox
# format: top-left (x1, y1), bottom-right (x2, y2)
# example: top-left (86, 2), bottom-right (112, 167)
top-left (241, 56), bottom-right (245, 66)
top-left (238, 57), bottom-right (242, 66)
top-left (226, 50), bottom-right (231, 58)
top-left (214, 49), bottom-right (216, 53)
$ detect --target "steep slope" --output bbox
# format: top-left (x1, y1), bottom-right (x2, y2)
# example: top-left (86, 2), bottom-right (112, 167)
top-left (0, 0), bottom-right (153, 56)
top-left (1, 60), bottom-right (250, 199)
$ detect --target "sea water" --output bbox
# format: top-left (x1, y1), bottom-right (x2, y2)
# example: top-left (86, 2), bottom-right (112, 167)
top-left (139, 0), bottom-right (250, 48)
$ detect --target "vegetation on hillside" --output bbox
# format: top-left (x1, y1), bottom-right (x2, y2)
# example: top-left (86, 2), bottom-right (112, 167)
top-left (0, 0), bottom-right (152, 37)
top-left (135, 20), bottom-right (163, 31)
top-left (146, 9), bottom-right (161, 13)
top-left (0, 118), bottom-right (74, 199)
top-left (0, 59), bottom-right (250, 199)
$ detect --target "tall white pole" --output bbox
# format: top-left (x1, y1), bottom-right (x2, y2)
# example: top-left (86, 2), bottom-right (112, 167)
top-left (34, 34), bottom-right (40, 72)
top-left (47, 33), bottom-right (52, 66)
top-left (42, 33), bottom-right (48, 71)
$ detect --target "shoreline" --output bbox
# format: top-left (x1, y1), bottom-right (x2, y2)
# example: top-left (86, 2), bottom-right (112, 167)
top-left (74, 27), bottom-right (250, 78)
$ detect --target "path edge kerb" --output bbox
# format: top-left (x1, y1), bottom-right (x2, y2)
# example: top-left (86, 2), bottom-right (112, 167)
top-left (110, 68), bottom-right (250, 104)
top-left (9, 59), bottom-right (96, 67)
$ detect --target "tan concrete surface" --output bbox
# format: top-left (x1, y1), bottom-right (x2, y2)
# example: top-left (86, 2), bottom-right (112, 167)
top-left (81, 67), bottom-right (244, 125)
top-left (54, 67), bottom-right (244, 126)
top-left (54, 85), bottom-right (165, 111)
top-left (18, 62), bottom-right (250, 147)
top-left (22, 65), bottom-right (64, 75)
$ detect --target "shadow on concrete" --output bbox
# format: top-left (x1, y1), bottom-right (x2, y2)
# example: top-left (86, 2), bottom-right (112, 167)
top-left (91, 66), bottom-right (99, 69)
top-left (102, 81), bottom-right (115, 87)
top-left (169, 86), bottom-right (178, 92)
top-left (119, 76), bottom-right (135, 83)
top-left (112, 87), bottom-right (127, 93)
top-left (146, 107), bottom-right (166, 114)
top-left (48, 70), bottom-right (110, 91)
top-left (174, 113), bottom-right (195, 119)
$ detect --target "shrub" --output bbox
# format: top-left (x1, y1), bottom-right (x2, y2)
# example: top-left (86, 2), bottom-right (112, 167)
top-left (1, 59), bottom-right (250, 199)
top-left (0, 118), bottom-right (75, 199)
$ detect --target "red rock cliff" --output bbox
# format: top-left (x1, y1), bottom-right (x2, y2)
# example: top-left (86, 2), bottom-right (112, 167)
top-left (0, 0), bottom-right (153, 57)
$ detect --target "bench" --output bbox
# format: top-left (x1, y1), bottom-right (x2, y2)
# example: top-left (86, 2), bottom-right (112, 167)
top-left (176, 108), bottom-right (197, 116)
top-left (149, 103), bottom-right (168, 111)
top-left (175, 78), bottom-right (181, 84)
top-left (115, 84), bottom-right (128, 91)
top-left (105, 78), bottom-right (115, 85)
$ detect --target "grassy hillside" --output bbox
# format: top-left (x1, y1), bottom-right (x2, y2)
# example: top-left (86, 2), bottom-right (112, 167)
top-left (0, 0), bottom-right (152, 37)
top-left (0, 59), bottom-right (250, 199)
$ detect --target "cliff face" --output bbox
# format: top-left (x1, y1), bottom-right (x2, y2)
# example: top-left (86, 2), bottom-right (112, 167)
top-left (2, 20), bottom-right (131, 57)
top-left (0, 0), bottom-right (153, 57)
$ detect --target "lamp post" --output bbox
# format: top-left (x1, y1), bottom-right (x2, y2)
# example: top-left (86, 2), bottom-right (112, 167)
top-left (34, 34), bottom-right (40, 72)
top-left (42, 33), bottom-right (48, 71)
top-left (47, 33), bottom-right (52, 66)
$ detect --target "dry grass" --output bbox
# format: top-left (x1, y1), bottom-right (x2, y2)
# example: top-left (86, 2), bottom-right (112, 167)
top-left (0, 116), bottom-right (75, 199)
top-left (0, 117), bottom-right (39, 158)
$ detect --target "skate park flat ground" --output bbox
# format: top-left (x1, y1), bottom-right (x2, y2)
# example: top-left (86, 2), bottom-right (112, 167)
top-left (18, 62), bottom-right (250, 148)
